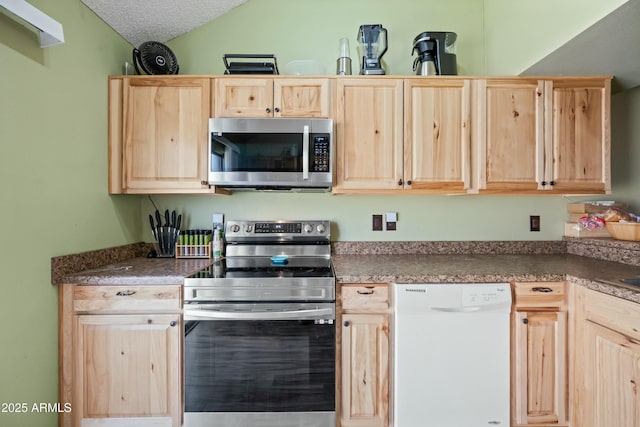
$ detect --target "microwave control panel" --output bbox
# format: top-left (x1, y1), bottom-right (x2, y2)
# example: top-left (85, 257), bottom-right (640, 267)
top-left (311, 136), bottom-right (330, 172)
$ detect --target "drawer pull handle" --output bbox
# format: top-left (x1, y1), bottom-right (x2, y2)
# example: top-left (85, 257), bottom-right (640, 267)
top-left (357, 289), bottom-right (375, 295)
top-left (116, 290), bottom-right (136, 296)
top-left (532, 287), bottom-right (553, 293)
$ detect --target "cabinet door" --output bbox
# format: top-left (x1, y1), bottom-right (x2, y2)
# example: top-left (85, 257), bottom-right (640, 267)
top-left (273, 78), bottom-right (331, 118)
top-left (121, 77), bottom-right (210, 193)
top-left (582, 320), bottom-right (640, 427)
top-left (405, 78), bottom-right (471, 193)
top-left (73, 314), bottom-right (181, 427)
top-left (476, 79), bottom-right (544, 193)
top-left (546, 79), bottom-right (610, 194)
top-left (341, 313), bottom-right (389, 427)
top-left (215, 78), bottom-right (273, 117)
top-left (334, 79), bottom-right (403, 192)
top-left (513, 310), bottom-right (568, 426)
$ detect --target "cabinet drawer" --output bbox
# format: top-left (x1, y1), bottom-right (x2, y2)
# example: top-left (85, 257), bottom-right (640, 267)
top-left (73, 285), bottom-right (181, 313)
top-left (513, 281), bottom-right (566, 308)
top-left (581, 287), bottom-right (640, 341)
top-left (341, 284), bottom-right (389, 311)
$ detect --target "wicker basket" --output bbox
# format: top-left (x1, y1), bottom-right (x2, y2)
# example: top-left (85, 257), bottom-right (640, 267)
top-left (605, 222), bottom-right (640, 241)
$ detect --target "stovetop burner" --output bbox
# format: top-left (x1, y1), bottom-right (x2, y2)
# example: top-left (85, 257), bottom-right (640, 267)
top-left (184, 220), bottom-right (335, 303)
top-left (188, 258), bottom-right (334, 280)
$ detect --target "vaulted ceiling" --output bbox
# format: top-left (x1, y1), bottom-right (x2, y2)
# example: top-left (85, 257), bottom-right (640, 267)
top-left (81, 0), bottom-right (247, 47)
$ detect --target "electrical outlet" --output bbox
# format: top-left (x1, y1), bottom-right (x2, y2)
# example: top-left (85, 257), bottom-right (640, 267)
top-left (530, 215), bottom-right (540, 232)
top-left (372, 214), bottom-right (383, 231)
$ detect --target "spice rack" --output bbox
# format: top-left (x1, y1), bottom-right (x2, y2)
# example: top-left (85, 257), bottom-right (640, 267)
top-left (175, 242), bottom-right (212, 259)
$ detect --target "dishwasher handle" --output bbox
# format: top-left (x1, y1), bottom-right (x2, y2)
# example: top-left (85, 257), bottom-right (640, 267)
top-left (431, 306), bottom-right (481, 313)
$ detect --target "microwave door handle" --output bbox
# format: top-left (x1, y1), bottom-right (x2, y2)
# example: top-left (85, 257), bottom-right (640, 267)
top-left (302, 125), bottom-right (310, 180)
top-left (184, 307), bottom-right (333, 320)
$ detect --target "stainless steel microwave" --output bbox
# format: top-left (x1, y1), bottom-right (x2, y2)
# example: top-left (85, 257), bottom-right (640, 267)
top-left (208, 117), bottom-right (333, 191)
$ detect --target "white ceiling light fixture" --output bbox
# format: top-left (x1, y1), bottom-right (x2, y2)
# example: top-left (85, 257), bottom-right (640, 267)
top-left (0, 0), bottom-right (64, 47)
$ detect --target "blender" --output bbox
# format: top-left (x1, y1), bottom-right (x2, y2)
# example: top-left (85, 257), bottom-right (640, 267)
top-left (357, 24), bottom-right (388, 75)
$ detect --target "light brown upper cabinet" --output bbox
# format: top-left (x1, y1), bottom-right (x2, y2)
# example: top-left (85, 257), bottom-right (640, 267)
top-left (109, 76), bottom-right (223, 194)
top-left (404, 78), bottom-right (472, 193)
top-left (215, 77), bottom-right (331, 118)
top-left (545, 79), bottom-right (611, 194)
top-left (475, 77), bottom-right (611, 194)
top-left (474, 78), bottom-right (544, 193)
top-left (333, 78), bottom-right (404, 192)
top-left (334, 77), bottom-right (472, 194)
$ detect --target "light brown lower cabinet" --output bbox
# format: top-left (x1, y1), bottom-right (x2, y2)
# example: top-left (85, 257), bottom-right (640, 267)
top-left (573, 286), bottom-right (640, 427)
top-left (512, 282), bottom-right (569, 427)
top-left (339, 284), bottom-right (390, 427)
top-left (59, 285), bottom-right (182, 427)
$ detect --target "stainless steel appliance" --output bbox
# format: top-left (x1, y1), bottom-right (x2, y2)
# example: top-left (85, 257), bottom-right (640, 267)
top-left (357, 24), bottom-right (388, 75)
top-left (208, 118), bottom-right (333, 191)
top-left (412, 31), bottom-right (458, 76)
top-left (183, 220), bottom-right (336, 427)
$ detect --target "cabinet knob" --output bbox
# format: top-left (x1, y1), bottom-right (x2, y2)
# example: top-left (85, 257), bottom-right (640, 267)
top-left (398, 179), bottom-right (403, 186)
top-left (549, 181), bottom-right (556, 186)
top-left (274, 107), bottom-right (280, 113)
top-left (343, 320), bottom-right (350, 327)
top-left (147, 318), bottom-right (153, 324)
top-left (265, 107), bottom-right (271, 113)
top-left (170, 321), bottom-right (177, 327)
top-left (522, 318), bottom-right (529, 324)
top-left (407, 180), bottom-right (412, 186)
top-left (541, 181), bottom-right (547, 186)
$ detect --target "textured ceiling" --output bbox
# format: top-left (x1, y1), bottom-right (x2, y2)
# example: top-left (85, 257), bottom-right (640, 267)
top-left (81, 0), bottom-right (247, 47)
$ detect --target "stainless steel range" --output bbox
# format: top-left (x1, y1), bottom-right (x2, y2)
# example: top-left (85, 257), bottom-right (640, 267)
top-left (183, 220), bottom-right (335, 427)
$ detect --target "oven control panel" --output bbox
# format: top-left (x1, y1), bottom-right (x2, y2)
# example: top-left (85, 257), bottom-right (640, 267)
top-left (225, 220), bottom-right (331, 239)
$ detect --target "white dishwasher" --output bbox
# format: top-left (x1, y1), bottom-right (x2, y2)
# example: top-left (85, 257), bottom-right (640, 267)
top-left (393, 283), bottom-right (512, 427)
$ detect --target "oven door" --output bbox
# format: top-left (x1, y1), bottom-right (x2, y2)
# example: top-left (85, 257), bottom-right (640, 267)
top-left (183, 302), bottom-right (336, 427)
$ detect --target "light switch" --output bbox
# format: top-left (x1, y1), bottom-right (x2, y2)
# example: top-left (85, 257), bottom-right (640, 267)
top-left (386, 212), bottom-right (397, 231)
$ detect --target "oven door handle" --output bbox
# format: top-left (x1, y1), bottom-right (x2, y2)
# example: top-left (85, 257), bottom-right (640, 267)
top-left (184, 307), bottom-right (334, 321)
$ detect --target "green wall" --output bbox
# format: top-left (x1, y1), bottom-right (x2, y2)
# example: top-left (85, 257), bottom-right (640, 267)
top-left (0, 0), bottom-right (638, 426)
top-left (484, 0), bottom-right (628, 75)
top-left (0, 0), bottom-right (139, 425)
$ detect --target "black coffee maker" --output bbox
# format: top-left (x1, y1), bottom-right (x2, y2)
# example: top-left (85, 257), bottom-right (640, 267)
top-left (412, 32), bottom-right (457, 75)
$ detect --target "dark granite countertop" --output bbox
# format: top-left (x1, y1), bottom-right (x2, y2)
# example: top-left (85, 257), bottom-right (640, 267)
top-left (332, 253), bottom-right (640, 303)
top-left (57, 253), bottom-right (640, 303)
top-left (59, 256), bottom-right (214, 286)
top-left (54, 239), bottom-right (640, 303)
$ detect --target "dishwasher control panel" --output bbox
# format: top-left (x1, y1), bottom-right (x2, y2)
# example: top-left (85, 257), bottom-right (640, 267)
top-left (462, 284), bottom-right (511, 307)
top-left (393, 283), bottom-right (512, 312)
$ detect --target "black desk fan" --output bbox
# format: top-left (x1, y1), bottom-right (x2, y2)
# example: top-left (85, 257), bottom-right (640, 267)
top-left (132, 41), bottom-right (180, 75)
